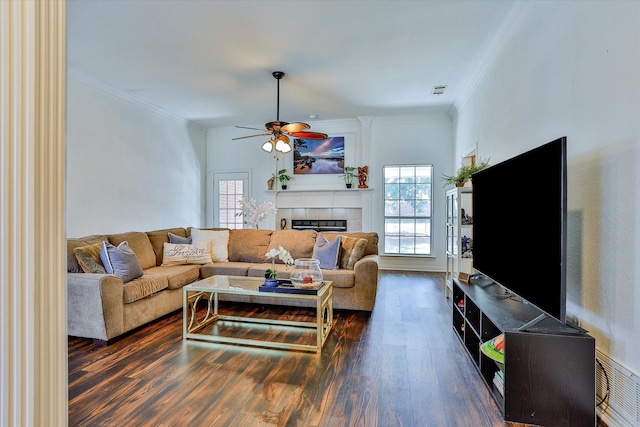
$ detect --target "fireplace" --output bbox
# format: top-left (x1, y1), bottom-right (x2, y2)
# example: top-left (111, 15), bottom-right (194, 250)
top-left (273, 189), bottom-right (370, 232)
top-left (291, 219), bottom-right (347, 232)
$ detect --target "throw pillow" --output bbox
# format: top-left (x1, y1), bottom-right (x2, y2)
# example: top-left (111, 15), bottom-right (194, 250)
top-left (161, 242), bottom-right (212, 266)
top-left (339, 236), bottom-right (368, 270)
top-left (312, 234), bottom-right (341, 270)
top-left (190, 228), bottom-right (229, 262)
top-left (168, 232), bottom-right (192, 244)
top-left (100, 241), bottom-right (144, 283)
top-left (74, 243), bottom-right (107, 274)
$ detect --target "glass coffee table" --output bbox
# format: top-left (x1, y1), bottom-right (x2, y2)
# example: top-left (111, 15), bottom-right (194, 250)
top-left (182, 275), bottom-right (333, 353)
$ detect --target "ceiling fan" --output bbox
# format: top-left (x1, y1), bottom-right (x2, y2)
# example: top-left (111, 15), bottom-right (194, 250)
top-left (232, 71), bottom-right (328, 153)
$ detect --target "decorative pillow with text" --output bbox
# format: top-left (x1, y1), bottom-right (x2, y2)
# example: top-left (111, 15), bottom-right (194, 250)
top-left (162, 241), bottom-right (212, 266)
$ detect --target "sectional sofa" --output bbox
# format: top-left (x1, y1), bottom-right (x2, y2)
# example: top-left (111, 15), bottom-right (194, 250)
top-left (67, 227), bottom-right (379, 342)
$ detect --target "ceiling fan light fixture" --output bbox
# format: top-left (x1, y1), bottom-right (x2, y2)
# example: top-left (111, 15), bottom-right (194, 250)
top-left (261, 141), bottom-right (273, 152)
top-left (275, 138), bottom-right (291, 153)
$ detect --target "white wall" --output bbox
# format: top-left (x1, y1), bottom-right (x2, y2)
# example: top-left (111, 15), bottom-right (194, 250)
top-left (207, 115), bottom-right (453, 271)
top-left (371, 115), bottom-right (453, 271)
top-left (453, 1), bottom-right (640, 374)
top-left (66, 75), bottom-right (207, 237)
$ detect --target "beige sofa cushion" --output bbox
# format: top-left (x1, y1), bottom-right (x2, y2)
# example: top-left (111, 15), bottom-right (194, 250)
top-left (146, 227), bottom-right (188, 266)
top-left (319, 269), bottom-right (356, 288)
top-left (200, 262), bottom-right (254, 277)
top-left (123, 275), bottom-right (168, 303)
top-left (145, 265), bottom-right (200, 290)
top-left (108, 232), bottom-right (157, 270)
top-left (228, 229), bottom-right (273, 262)
top-left (67, 234), bottom-right (108, 273)
top-left (268, 229), bottom-right (317, 262)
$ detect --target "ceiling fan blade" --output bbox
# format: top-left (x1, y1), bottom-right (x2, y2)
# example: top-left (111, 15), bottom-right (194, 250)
top-left (291, 131), bottom-right (329, 140)
top-left (281, 122), bottom-right (310, 133)
top-left (235, 125), bottom-right (267, 131)
top-left (232, 133), bottom-right (271, 140)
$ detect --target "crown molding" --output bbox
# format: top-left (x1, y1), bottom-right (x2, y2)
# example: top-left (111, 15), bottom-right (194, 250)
top-left (68, 69), bottom-right (205, 132)
top-left (452, 0), bottom-right (531, 115)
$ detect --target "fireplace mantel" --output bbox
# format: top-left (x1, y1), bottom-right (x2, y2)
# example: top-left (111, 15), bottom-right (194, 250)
top-left (265, 188), bottom-right (373, 194)
top-left (267, 188), bottom-right (372, 231)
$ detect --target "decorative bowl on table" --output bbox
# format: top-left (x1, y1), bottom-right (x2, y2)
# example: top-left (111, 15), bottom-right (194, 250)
top-left (290, 258), bottom-right (323, 289)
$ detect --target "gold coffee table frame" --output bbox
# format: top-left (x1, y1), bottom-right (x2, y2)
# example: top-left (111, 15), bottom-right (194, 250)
top-left (183, 275), bottom-right (333, 353)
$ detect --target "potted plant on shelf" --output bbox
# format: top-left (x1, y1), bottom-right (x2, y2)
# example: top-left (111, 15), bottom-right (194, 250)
top-left (340, 166), bottom-right (358, 188)
top-left (277, 168), bottom-right (292, 190)
top-left (442, 158), bottom-right (490, 187)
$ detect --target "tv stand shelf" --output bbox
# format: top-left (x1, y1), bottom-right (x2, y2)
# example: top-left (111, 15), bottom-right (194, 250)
top-left (452, 279), bottom-right (595, 427)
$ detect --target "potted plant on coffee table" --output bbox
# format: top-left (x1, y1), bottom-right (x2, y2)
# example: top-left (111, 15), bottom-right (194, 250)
top-left (277, 168), bottom-right (292, 190)
top-left (264, 246), bottom-right (294, 286)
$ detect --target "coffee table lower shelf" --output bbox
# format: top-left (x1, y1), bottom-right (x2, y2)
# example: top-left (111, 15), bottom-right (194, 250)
top-left (182, 277), bottom-right (333, 353)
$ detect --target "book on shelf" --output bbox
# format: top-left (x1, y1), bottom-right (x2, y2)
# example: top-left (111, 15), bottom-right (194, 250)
top-left (493, 370), bottom-right (504, 397)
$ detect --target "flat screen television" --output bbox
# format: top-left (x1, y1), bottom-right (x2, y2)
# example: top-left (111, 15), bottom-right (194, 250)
top-left (472, 137), bottom-right (567, 323)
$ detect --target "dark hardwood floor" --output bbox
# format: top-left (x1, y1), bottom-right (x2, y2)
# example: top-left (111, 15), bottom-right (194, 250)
top-left (68, 271), bottom-right (525, 427)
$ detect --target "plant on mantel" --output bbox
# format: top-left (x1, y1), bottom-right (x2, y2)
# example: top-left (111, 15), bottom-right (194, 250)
top-left (340, 166), bottom-right (358, 188)
top-left (277, 168), bottom-right (292, 190)
top-left (442, 158), bottom-right (490, 187)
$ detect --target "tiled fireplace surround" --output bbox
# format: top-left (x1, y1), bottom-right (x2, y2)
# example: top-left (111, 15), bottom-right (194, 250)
top-left (273, 190), bottom-right (371, 232)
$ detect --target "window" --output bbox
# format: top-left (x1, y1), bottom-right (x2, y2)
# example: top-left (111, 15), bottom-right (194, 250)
top-left (213, 172), bottom-right (248, 229)
top-left (383, 165), bottom-right (433, 255)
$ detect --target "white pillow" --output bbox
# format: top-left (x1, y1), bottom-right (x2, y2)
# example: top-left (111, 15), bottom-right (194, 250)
top-left (161, 242), bottom-right (212, 266)
top-left (190, 229), bottom-right (229, 262)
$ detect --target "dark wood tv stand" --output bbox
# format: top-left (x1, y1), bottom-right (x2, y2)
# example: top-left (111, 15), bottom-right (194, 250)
top-left (452, 279), bottom-right (595, 427)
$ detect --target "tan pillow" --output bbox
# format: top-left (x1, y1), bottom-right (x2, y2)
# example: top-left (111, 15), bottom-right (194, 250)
top-left (74, 243), bottom-right (106, 274)
top-left (267, 229), bottom-right (317, 262)
top-left (67, 234), bottom-right (108, 273)
top-left (339, 237), bottom-right (368, 270)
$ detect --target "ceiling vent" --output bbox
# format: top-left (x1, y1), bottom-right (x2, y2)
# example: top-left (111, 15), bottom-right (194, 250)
top-left (433, 85), bottom-right (447, 95)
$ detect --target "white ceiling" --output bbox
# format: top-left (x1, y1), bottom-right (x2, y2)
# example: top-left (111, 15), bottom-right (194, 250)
top-left (67, 0), bottom-right (518, 129)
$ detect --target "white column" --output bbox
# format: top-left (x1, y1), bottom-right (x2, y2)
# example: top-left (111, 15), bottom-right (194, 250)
top-left (0, 1), bottom-right (67, 426)
top-left (357, 117), bottom-right (375, 231)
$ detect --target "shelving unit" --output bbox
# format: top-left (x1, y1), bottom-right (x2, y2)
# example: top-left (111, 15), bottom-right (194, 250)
top-left (452, 279), bottom-right (596, 427)
top-left (445, 186), bottom-right (473, 298)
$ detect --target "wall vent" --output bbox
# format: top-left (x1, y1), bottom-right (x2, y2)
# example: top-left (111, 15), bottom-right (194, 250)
top-left (597, 349), bottom-right (640, 427)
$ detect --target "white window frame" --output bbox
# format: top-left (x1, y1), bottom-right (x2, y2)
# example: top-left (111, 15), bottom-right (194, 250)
top-left (209, 171), bottom-right (250, 228)
top-left (383, 164), bottom-right (433, 256)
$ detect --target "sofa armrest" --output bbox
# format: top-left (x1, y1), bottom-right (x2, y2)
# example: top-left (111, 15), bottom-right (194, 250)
top-left (67, 273), bottom-right (125, 341)
top-left (353, 255), bottom-right (379, 311)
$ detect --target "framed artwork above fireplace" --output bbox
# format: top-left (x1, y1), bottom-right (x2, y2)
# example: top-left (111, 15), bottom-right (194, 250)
top-left (293, 136), bottom-right (344, 175)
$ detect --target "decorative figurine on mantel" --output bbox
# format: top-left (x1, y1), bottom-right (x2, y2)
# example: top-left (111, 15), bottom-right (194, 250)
top-left (358, 166), bottom-right (369, 188)
top-left (267, 174), bottom-right (275, 191)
